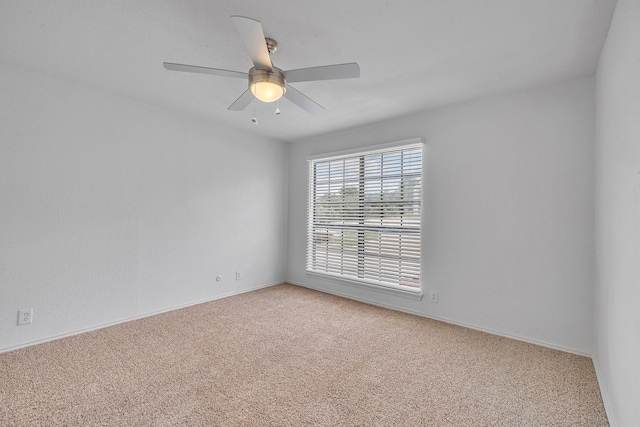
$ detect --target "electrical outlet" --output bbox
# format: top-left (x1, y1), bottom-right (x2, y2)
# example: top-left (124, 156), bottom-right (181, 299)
top-left (18, 309), bottom-right (33, 325)
top-left (235, 271), bottom-right (242, 281)
top-left (429, 291), bottom-right (439, 303)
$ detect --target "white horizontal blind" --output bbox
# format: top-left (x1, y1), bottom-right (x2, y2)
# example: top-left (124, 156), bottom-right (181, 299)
top-left (307, 143), bottom-right (423, 290)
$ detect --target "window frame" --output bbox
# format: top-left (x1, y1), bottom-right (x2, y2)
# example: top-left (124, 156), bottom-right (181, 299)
top-left (306, 138), bottom-right (425, 299)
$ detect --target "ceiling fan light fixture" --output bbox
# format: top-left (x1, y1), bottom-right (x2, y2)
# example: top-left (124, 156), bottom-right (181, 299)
top-left (164, 16), bottom-right (359, 114)
top-left (249, 67), bottom-right (286, 103)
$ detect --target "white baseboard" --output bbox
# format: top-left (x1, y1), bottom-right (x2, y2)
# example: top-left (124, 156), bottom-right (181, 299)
top-left (592, 356), bottom-right (617, 427)
top-left (0, 281), bottom-right (283, 354)
top-left (288, 279), bottom-right (592, 358)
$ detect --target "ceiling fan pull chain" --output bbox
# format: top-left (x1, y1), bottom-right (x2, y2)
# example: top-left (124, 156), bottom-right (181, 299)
top-left (275, 99), bottom-right (281, 116)
top-left (252, 98), bottom-right (258, 124)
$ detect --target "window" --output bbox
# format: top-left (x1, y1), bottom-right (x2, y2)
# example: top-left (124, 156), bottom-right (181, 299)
top-left (307, 139), bottom-right (423, 293)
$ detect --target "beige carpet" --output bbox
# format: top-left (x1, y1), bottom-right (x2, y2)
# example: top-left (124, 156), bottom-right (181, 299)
top-left (0, 283), bottom-right (608, 426)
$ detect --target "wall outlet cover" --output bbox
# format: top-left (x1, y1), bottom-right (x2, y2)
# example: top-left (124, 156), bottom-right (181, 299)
top-left (430, 291), bottom-right (439, 303)
top-left (18, 309), bottom-right (33, 325)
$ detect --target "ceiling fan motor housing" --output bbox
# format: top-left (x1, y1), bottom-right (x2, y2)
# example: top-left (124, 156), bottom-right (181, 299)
top-left (248, 67), bottom-right (286, 102)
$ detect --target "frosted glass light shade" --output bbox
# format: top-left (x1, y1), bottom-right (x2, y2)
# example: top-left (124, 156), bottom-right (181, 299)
top-left (248, 67), bottom-right (286, 103)
top-left (250, 81), bottom-right (285, 103)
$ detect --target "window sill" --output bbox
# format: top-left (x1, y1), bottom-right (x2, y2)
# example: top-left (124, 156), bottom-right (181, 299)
top-left (306, 270), bottom-right (424, 301)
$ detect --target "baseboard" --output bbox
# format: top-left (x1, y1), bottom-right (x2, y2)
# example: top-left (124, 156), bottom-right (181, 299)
top-left (288, 279), bottom-right (592, 358)
top-left (592, 356), bottom-right (617, 427)
top-left (0, 281), bottom-right (284, 354)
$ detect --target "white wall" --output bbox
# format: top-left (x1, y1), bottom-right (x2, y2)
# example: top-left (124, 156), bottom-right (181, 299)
top-left (0, 63), bottom-right (288, 352)
top-left (594, 0), bottom-right (640, 425)
top-left (288, 77), bottom-right (596, 355)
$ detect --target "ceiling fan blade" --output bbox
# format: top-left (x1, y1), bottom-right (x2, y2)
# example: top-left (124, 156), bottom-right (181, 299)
top-left (284, 85), bottom-right (325, 114)
top-left (163, 62), bottom-right (247, 79)
top-left (227, 89), bottom-right (255, 111)
top-left (284, 63), bottom-right (360, 83)
top-left (231, 16), bottom-right (273, 71)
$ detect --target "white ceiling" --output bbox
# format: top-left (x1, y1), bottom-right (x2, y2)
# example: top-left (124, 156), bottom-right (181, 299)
top-left (0, 1), bottom-right (617, 142)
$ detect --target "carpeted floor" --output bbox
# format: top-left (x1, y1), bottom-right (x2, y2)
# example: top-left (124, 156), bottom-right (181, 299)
top-left (0, 283), bottom-right (608, 426)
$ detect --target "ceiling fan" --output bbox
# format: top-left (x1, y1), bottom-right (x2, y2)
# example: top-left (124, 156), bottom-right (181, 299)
top-left (163, 16), bottom-right (360, 115)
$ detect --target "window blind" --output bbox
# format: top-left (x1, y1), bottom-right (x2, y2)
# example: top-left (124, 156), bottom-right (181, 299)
top-left (307, 142), bottom-right (423, 291)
